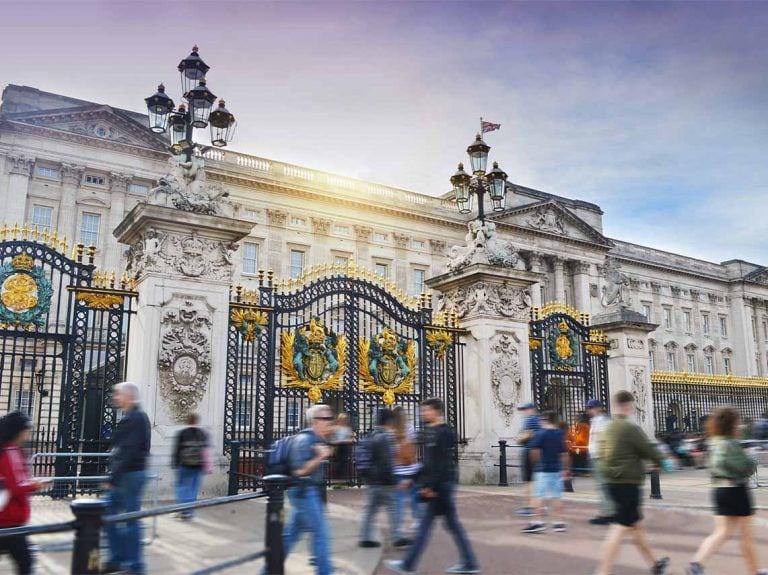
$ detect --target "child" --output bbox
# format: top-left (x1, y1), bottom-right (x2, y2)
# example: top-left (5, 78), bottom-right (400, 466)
top-left (521, 410), bottom-right (569, 533)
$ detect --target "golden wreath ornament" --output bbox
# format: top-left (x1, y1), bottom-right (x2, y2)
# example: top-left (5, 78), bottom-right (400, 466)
top-left (360, 327), bottom-right (417, 405)
top-left (281, 318), bottom-right (346, 402)
top-left (231, 308), bottom-right (268, 342)
top-left (425, 329), bottom-right (453, 360)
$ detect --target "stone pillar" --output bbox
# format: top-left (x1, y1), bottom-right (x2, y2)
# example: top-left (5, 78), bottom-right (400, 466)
top-left (428, 263), bottom-right (542, 484)
top-left (114, 203), bottom-right (253, 494)
top-left (592, 308), bottom-right (658, 437)
top-left (354, 225), bottom-right (372, 268)
top-left (528, 252), bottom-right (544, 308)
top-left (4, 155), bottom-right (34, 225)
top-left (393, 232), bottom-right (409, 293)
top-left (429, 239), bottom-right (446, 275)
top-left (553, 257), bottom-right (566, 303)
top-left (105, 173), bottom-right (131, 271)
top-left (60, 164), bottom-right (85, 245)
top-left (310, 217), bottom-right (331, 266)
top-left (573, 261), bottom-right (592, 312)
top-left (265, 209), bottom-right (287, 274)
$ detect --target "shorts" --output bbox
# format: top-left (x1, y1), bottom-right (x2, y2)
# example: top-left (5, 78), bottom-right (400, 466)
top-left (522, 450), bottom-right (534, 483)
top-left (534, 472), bottom-right (562, 499)
top-left (714, 485), bottom-right (752, 517)
top-left (607, 483), bottom-right (642, 527)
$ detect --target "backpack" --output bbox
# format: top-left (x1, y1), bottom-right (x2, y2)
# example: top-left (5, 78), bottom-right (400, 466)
top-left (179, 429), bottom-right (206, 467)
top-left (266, 430), bottom-right (310, 476)
top-left (355, 430), bottom-right (387, 483)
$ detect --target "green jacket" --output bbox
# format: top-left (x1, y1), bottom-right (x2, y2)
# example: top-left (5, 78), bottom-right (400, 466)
top-left (599, 415), bottom-right (662, 485)
top-left (708, 436), bottom-right (756, 485)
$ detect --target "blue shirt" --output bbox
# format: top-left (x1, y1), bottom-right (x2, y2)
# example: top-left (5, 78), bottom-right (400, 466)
top-left (289, 429), bottom-right (326, 486)
top-left (528, 427), bottom-right (566, 473)
top-left (520, 414), bottom-right (542, 451)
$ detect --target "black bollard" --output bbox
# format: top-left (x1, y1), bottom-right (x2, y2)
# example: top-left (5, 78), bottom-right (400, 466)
top-left (70, 498), bottom-right (107, 575)
top-left (649, 469), bottom-right (662, 499)
top-left (498, 440), bottom-right (509, 487)
top-left (264, 474), bottom-right (289, 575)
top-left (228, 440), bottom-right (241, 496)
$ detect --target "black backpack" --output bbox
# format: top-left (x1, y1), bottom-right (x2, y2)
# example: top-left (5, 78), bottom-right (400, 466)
top-left (179, 429), bottom-right (206, 467)
top-left (266, 430), bottom-right (311, 476)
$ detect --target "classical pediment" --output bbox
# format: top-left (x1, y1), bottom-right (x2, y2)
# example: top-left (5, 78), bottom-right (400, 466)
top-left (2, 105), bottom-right (168, 152)
top-left (491, 200), bottom-right (612, 247)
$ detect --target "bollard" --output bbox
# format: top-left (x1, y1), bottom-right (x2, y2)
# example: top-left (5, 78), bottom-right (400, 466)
top-left (497, 440), bottom-right (509, 487)
top-left (228, 440), bottom-right (241, 496)
top-left (563, 474), bottom-right (574, 493)
top-left (70, 498), bottom-right (108, 575)
top-left (649, 469), bottom-right (662, 499)
top-left (264, 474), bottom-right (288, 575)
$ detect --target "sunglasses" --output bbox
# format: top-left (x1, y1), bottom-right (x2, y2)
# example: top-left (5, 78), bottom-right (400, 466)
top-left (314, 416), bottom-right (334, 421)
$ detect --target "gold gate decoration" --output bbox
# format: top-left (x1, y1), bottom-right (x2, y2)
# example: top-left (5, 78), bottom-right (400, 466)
top-left (360, 327), bottom-right (417, 405)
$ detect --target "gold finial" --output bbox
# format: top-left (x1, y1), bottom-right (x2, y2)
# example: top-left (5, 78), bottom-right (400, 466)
top-left (235, 284), bottom-right (243, 302)
top-left (110, 271), bottom-right (116, 288)
top-left (258, 269), bottom-right (265, 286)
top-left (11, 223), bottom-right (20, 240)
top-left (21, 223), bottom-right (30, 241)
top-left (76, 243), bottom-right (85, 263)
top-left (120, 272), bottom-right (128, 290)
top-left (0, 224), bottom-right (8, 241)
top-left (267, 268), bottom-right (274, 287)
top-left (60, 236), bottom-right (69, 254)
top-left (41, 228), bottom-right (50, 245)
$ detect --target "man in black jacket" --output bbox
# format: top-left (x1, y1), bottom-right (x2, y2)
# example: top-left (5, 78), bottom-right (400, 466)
top-left (173, 413), bottom-right (208, 520)
top-left (103, 382), bottom-right (151, 575)
top-left (385, 398), bottom-right (480, 575)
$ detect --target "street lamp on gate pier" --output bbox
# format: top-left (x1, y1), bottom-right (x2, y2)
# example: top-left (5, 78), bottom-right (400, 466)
top-left (450, 134), bottom-right (509, 223)
top-left (144, 46), bottom-right (237, 159)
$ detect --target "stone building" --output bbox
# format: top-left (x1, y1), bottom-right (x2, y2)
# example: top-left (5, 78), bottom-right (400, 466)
top-left (2, 83), bottom-right (768, 446)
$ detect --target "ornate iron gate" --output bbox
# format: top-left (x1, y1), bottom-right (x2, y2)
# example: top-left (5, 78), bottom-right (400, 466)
top-left (0, 226), bottom-right (136, 481)
top-left (529, 303), bottom-right (609, 425)
top-left (224, 264), bottom-right (465, 488)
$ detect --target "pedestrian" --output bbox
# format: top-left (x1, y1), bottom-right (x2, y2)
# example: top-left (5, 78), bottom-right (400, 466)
top-left (331, 412), bottom-right (356, 482)
top-left (385, 397), bottom-right (480, 575)
top-left (359, 408), bottom-right (410, 548)
top-left (586, 399), bottom-right (615, 525)
top-left (282, 404), bottom-right (335, 575)
top-left (173, 413), bottom-right (209, 520)
top-left (392, 406), bottom-right (422, 534)
top-left (594, 390), bottom-right (669, 575)
top-left (521, 410), bottom-right (569, 533)
top-left (754, 411), bottom-right (768, 441)
top-left (102, 381), bottom-right (151, 575)
top-left (686, 406), bottom-right (767, 575)
top-left (515, 402), bottom-right (541, 516)
top-left (0, 412), bottom-right (48, 575)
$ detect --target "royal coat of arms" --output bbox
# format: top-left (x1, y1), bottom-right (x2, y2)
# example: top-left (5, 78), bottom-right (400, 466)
top-left (360, 328), bottom-right (416, 405)
top-left (0, 254), bottom-right (54, 330)
top-left (549, 320), bottom-right (580, 371)
top-left (281, 318), bottom-right (346, 402)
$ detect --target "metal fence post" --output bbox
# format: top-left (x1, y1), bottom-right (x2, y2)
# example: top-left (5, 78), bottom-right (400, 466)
top-left (264, 474), bottom-right (289, 575)
top-left (70, 498), bottom-right (107, 575)
top-left (497, 440), bottom-right (508, 487)
top-left (649, 469), bottom-right (662, 499)
top-left (228, 441), bottom-right (241, 496)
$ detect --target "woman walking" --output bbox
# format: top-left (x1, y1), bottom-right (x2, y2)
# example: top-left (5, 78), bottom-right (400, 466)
top-left (392, 406), bottom-right (421, 534)
top-left (687, 406), bottom-right (766, 575)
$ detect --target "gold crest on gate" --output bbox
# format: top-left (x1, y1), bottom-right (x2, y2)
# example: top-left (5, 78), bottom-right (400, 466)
top-left (359, 328), bottom-right (416, 405)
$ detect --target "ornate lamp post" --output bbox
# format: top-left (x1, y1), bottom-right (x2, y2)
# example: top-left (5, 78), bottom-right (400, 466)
top-left (450, 134), bottom-right (508, 223)
top-left (144, 46), bottom-right (237, 159)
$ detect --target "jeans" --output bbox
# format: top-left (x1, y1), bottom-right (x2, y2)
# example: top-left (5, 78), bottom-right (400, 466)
top-left (283, 486), bottom-right (333, 575)
top-left (401, 482), bottom-right (478, 572)
top-left (591, 459), bottom-right (615, 517)
top-left (176, 466), bottom-right (203, 516)
top-left (360, 484), bottom-right (399, 542)
top-left (394, 474), bottom-right (422, 528)
top-left (105, 469), bottom-right (147, 574)
top-left (0, 532), bottom-right (33, 574)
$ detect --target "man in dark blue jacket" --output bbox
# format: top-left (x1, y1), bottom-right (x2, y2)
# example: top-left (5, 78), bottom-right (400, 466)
top-left (102, 381), bottom-right (151, 575)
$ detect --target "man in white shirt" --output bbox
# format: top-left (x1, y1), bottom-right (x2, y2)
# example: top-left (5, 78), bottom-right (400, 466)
top-left (586, 399), bottom-right (614, 525)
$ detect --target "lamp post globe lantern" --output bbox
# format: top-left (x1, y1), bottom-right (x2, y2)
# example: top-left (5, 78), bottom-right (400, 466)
top-left (169, 104), bottom-right (191, 154)
top-left (177, 45), bottom-right (210, 95)
top-left (186, 79), bottom-right (217, 128)
top-left (466, 133), bottom-right (490, 175)
top-left (487, 161), bottom-right (508, 211)
top-left (209, 100), bottom-right (237, 147)
top-left (144, 84), bottom-right (175, 134)
top-left (450, 163), bottom-right (473, 214)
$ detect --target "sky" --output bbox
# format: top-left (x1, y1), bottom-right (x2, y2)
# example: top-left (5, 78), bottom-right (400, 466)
top-left (0, 1), bottom-right (766, 265)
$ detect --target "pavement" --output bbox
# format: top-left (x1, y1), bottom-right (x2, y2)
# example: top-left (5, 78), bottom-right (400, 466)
top-left (3, 469), bottom-right (768, 575)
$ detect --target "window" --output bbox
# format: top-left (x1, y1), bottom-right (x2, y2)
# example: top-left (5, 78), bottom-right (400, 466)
top-left (243, 208), bottom-right (258, 220)
top-left (239, 374), bottom-right (252, 387)
top-left (642, 304), bottom-right (651, 321)
top-left (705, 356), bottom-right (714, 375)
top-left (412, 240), bottom-right (425, 250)
top-left (649, 351), bottom-right (655, 371)
top-left (334, 224), bottom-right (350, 235)
top-left (128, 183), bottom-right (149, 195)
top-left (18, 358), bottom-right (35, 372)
top-left (411, 269), bottom-right (426, 295)
top-left (702, 313), bottom-right (710, 335)
top-left (683, 311), bottom-right (691, 332)
top-left (666, 352), bottom-right (676, 371)
top-left (289, 250), bottom-right (305, 278)
top-left (290, 216), bottom-right (306, 227)
top-left (663, 308), bottom-right (672, 330)
top-left (720, 317), bottom-right (728, 337)
top-left (723, 357), bottom-right (731, 375)
top-left (686, 354), bottom-right (695, 373)
top-left (84, 174), bottom-right (105, 186)
top-left (36, 166), bottom-right (58, 179)
top-left (31, 205), bottom-right (53, 233)
top-left (80, 212), bottom-right (101, 246)
top-left (235, 398), bottom-right (252, 429)
top-left (374, 232), bottom-right (388, 243)
top-left (334, 255), bottom-right (350, 266)
top-left (15, 390), bottom-right (34, 416)
top-left (286, 401), bottom-right (300, 430)
top-left (242, 243), bottom-right (258, 274)
top-left (375, 262), bottom-right (389, 279)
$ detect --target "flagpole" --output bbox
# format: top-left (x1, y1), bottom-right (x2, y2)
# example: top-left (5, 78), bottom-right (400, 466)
top-left (479, 116), bottom-right (483, 136)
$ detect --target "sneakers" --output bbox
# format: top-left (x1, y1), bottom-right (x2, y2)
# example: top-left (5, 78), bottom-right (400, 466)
top-left (358, 540), bottom-right (382, 548)
top-left (445, 565), bottom-right (481, 574)
top-left (589, 516), bottom-right (613, 525)
top-left (686, 563), bottom-right (704, 575)
top-left (652, 557), bottom-right (671, 575)
top-left (551, 522), bottom-right (567, 532)
top-left (521, 521), bottom-right (546, 533)
top-left (384, 559), bottom-right (416, 575)
top-left (516, 507), bottom-right (535, 516)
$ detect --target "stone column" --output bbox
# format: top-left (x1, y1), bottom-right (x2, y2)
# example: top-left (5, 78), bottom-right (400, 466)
top-left (59, 164), bottom-right (85, 245)
top-left (428, 263), bottom-right (542, 484)
top-left (4, 155), bottom-right (34, 225)
top-left (115, 203), bottom-right (253, 495)
top-left (573, 261), bottom-right (592, 312)
top-left (354, 225), bottom-right (372, 268)
top-left (592, 308), bottom-right (658, 437)
top-left (105, 173), bottom-right (131, 271)
top-left (393, 232), bottom-right (409, 293)
top-left (429, 239), bottom-right (446, 274)
top-left (310, 217), bottom-right (331, 266)
top-left (265, 209), bottom-right (287, 274)
top-left (552, 257), bottom-right (566, 303)
top-left (528, 252), bottom-right (544, 308)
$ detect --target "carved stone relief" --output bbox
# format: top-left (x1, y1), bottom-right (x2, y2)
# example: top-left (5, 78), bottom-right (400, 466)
top-left (7, 155), bottom-right (35, 177)
top-left (490, 334), bottom-right (522, 424)
top-left (429, 239), bottom-right (446, 255)
top-left (393, 233), bottom-right (409, 249)
top-left (527, 205), bottom-right (567, 235)
top-left (446, 220), bottom-right (525, 272)
top-left (629, 366), bottom-right (647, 423)
top-left (354, 225), bottom-right (372, 242)
top-left (626, 338), bottom-right (645, 350)
top-left (109, 172), bottom-right (131, 193)
top-left (600, 257), bottom-right (631, 309)
top-left (266, 209), bottom-right (288, 227)
top-left (310, 217), bottom-right (331, 235)
top-left (436, 281), bottom-right (532, 321)
top-left (158, 298), bottom-right (213, 421)
top-left (61, 163), bottom-right (86, 186)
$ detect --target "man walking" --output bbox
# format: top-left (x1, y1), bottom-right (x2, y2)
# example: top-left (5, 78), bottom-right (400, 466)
top-left (102, 382), bottom-right (151, 575)
top-left (595, 391), bottom-right (669, 575)
top-left (516, 402), bottom-right (541, 516)
top-left (385, 398), bottom-right (480, 575)
top-left (173, 413), bottom-right (208, 520)
top-left (586, 399), bottom-right (614, 525)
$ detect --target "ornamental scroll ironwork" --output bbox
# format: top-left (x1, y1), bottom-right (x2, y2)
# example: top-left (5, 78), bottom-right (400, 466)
top-left (230, 308), bottom-right (268, 342)
top-left (360, 328), bottom-right (417, 405)
top-left (0, 253), bottom-right (54, 329)
top-left (426, 329), bottom-right (453, 359)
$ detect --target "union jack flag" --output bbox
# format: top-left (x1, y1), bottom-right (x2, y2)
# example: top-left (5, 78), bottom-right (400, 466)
top-left (481, 121), bottom-right (501, 133)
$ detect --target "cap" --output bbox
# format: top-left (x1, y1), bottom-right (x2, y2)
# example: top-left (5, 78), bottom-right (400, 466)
top-left (517, 402), bottom-right (535, 411)
top-left (586, 399), bottom-right (603, 408)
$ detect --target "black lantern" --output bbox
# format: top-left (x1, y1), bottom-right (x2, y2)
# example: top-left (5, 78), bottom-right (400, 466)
top-left (209, 100), bottom-right (236, 147)
top-left (177, 45), bottom-right (210, 95)
top-left (466, 134), bottom-right (490, 175)
top-left (144, 84), bottom-right (175, 134)
top-left (451, 163), bottom-right (473, 214)
top-left (186, 79), bottom-right (217, 128)
top-left (487, 161), bottom-right (508, 207)
top-left (169, 105), bottom-right (190, 153)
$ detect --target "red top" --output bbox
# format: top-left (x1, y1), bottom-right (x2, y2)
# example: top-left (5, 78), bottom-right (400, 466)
top-left (0, 444), bottom-right (36, 526)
